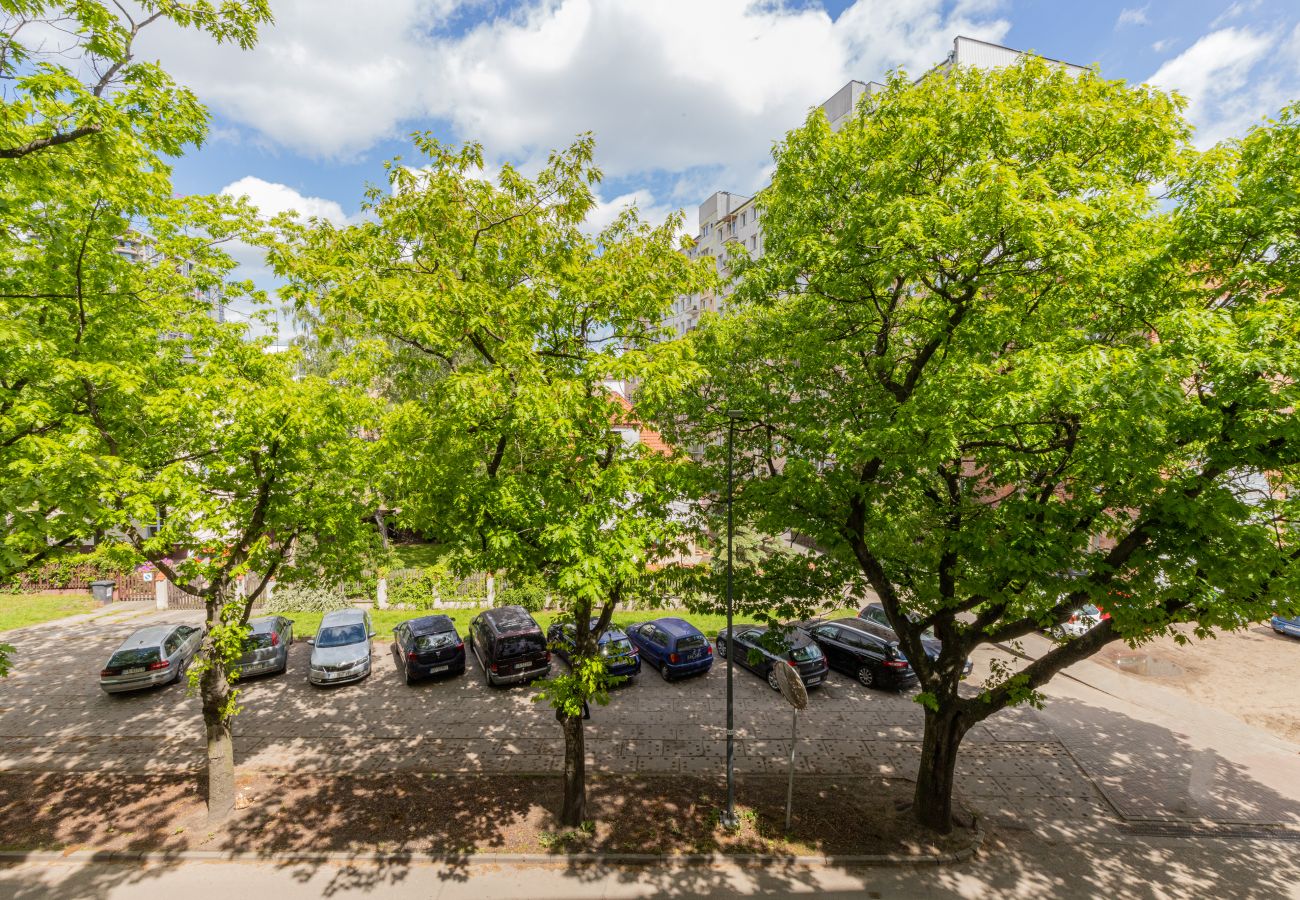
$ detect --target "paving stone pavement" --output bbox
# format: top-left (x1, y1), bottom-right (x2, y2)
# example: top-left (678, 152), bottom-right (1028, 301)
top-left (3, 606), bottom-right (1296, 836)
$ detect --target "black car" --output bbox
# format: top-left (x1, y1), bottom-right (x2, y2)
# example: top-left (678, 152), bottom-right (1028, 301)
top-left (547, 618), bottom-right (641, 679)
top-left (393, 615), bottom-right (466, 683)
top-left (468, 605), bottom-right (551, 687)
top-left (858, 602), bottom-right (974, 677)
top-left (805, 617), bottom-right (917, 690)
top-left (716, 624), bottom-right (828, 691)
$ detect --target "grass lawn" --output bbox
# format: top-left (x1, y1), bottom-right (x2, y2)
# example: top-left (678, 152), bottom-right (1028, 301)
top-left (0, 593), bottom-right (97, 633)
top-left (279, 605), bottom-right (859, 642)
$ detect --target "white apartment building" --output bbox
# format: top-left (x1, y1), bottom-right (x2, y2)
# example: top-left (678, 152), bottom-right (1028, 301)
top-left (115, 232), bottom-right (225, 323)
top-left (664, 36), bottom-right (1087, 337)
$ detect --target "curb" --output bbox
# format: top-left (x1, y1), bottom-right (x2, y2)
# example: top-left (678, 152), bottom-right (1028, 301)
top-left (0, 828), bottom-right (981, 868)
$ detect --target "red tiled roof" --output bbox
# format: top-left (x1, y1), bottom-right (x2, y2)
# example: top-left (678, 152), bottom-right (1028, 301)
top-left (609, 391), bottom-right (674, 456)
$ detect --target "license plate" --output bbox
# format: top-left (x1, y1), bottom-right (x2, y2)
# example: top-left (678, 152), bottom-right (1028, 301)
top-left (123, 667), bottom-right (145, 675)
top-left (806, 676), bottom-right (821, 685)
top-left (515, 662), bottom-right (531, 670)
top-left (429, 665), bottom-right (448, 673)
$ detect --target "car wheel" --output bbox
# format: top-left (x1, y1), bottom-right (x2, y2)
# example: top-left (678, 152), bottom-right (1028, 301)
top-left (660, 662), bottom-right (673, 682)
top-left (767, 667), bottom-right (781, 691)
top-left (717, 640), bottom-right (727, 659)
top-left (857, 666), bottom-right (876, 688)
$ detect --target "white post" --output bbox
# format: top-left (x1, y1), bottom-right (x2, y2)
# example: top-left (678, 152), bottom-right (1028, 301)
top-left (155, 577), bottom-right (168, 610)
top-left (376, 576), bottom-right (389, 609)
top-left (486, 572), bottom-right (495, 606)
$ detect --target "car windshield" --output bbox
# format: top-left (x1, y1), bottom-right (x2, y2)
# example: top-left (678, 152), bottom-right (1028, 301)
top-left (108, 648), bottom-right (160, 668)
top-left (499, 633), bottom-right (545, 658)
top-left (603, 638), bottom-right (633, 655)
top-left (414, 632), bottom-right (455, 651)
top-left (316, 624), bottom-right (366, 647)
top-left (677, 635), bottom-right (705, 650)
top-left (1079, 604), bottom-right (1102, 618)
top-left (790, 644), bottom-right (823, 662)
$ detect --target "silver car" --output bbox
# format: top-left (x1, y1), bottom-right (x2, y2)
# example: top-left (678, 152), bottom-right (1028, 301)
top-left (99, 623), bottom-right (204, 694)
top-left (307, 609), bottom-right (374, 686)
top-left (232, 615), bottom-right (294, 679)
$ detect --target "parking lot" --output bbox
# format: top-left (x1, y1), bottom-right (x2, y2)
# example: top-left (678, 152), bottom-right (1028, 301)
top-left (0, 606), bottom-right (1109, 825)
top-left (2, 604), bottom-right (1299, 835)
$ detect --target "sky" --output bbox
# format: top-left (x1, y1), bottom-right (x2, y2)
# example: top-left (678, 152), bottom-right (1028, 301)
top-left (135, 0), bottom-right (1300, 338)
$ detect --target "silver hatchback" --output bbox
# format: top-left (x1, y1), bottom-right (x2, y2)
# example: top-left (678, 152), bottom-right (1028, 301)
top-left (307, 609), bottom-right (373, 686)
top-left (232, 615), bottom-right (294, 678)
top-left (99, 624), bottom-right (204, 694)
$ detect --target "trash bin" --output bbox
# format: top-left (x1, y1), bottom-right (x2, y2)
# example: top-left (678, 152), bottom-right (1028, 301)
top-left (90, 580), bottom-right (116, 605)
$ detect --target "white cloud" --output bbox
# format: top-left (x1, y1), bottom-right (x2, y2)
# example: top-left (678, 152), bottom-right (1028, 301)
top-left (1116, 5), bottom-right (1149, 27)
top-left (1210, 0), bottom-right (1261, 28)
top-left (220, 176), bottom-right (350, 225)
top-left (1147, 25), bottom-right (1300, 147)
top-left (141, 0), bottom-right (453, 159)
top-left (143, 0), bottom-right (1008, 183)
top-left (1151, 37), bottom-right (1177, 53)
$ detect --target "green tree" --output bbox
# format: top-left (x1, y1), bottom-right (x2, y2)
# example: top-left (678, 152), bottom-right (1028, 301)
top-left (659, 60), bottom-right (1300, 832)
top-left (273, 136), bottom-right (712, 826)
top-left (0, 0), bottom-right (272, 579)
top-left (101, 314), bottom-right (380, 823)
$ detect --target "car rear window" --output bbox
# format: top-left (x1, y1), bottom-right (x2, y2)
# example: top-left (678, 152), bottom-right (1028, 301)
top-left (603, 638), bottom-right (633, 655)
top-left (791, 644), bottom-right (823, 662)
top-left (316, 624), bottom-right (366, 647)
top-left (498, 632), bottom-right (545, 658)
top-left (677, 635), bottom-right (705, 650)
top-left (414, 632), bottom-right (456, 652)
top-left (108, 648), bottom-right (161, 668)
top-left (243, 634), bottom-right (275, 650)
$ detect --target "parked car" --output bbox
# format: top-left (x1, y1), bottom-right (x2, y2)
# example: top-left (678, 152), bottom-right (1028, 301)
top-left (232, 615), bottom-right (293, 679)
top-left (1048, 604), bottom-right (1106, 639)
top-left (468, 605), bottom-right (550, 687)
top-left (804, 617), bottom-right (917, 690)
top-left (307, 609), bottom-right (374, 686)
top-left (857, 602), bottom-right (974, 677)
top-left (715, 624), bottom-right (828, 691)
top-left (393, 614), bottom-right (466, 683)
top-left (626, 617), bottom-right (713, 682)
top-left (1271, 613), bottom-right (1300, 639)
top-left (546, 618), bottom-right (641, 679)
top-left (99, 623), bottom-right (204, 694)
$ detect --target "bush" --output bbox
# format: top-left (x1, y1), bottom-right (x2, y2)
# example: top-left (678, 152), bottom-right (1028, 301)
top-left (264, 582), bottom-right (350, 613)
top-left (497, 574), bottom-right (548, 611)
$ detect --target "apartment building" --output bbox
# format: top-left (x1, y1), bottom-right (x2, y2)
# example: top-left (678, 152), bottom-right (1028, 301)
top-left (115, 232), bottom-right (225, 323)
top-left (664, 36), bottom-right (1087, 337)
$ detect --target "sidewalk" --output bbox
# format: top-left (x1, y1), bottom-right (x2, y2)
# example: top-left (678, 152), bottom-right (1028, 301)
top-left (1034, 643), bottom-right (1300, 828)
top-left (3, 829), bottom-right (1299, 900)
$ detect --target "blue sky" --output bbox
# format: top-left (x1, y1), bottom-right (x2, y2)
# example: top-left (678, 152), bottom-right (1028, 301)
top-left (136, 0), bottom-right (1300, 336)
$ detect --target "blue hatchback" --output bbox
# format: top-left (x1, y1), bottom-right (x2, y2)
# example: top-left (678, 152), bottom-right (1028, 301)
top-left (1271, 614), bottom-right (1300, 639)
top-left (625, 617), bottom-right (714, 682)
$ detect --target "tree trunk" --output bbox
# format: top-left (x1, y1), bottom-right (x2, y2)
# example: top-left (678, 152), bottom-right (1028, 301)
top-left (199, 599), bottom-right (236, 823)
top-left (560, 712), bottom-right (586, 827)
top-left (913, 705), bottom-right (968, 833)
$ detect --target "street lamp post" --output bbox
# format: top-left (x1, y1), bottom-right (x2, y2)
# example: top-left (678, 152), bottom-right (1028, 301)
top-left (722, 408), bottom-right (743, 830)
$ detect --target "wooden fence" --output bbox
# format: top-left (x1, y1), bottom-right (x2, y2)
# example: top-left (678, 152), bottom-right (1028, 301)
top-left (7, 563), bottom-right (153, 602)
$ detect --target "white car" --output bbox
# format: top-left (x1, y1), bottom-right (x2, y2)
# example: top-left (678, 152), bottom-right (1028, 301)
top-left (1048, 604), bottom-right (1105, 639)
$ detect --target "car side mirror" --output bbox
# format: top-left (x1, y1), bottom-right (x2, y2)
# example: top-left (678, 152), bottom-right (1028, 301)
top-left (306, 638), bottom-right (315, 646)
top-left (369, 631), bottom-right (376, 639)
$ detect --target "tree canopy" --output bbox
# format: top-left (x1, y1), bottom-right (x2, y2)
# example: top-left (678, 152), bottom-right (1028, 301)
top-left (657, 58), bottom-right (1300, 831)
top-left (273, 134), bottom-right (714, 825)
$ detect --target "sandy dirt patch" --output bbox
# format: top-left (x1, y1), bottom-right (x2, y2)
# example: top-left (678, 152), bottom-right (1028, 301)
top-left (1095, 623), bottom-right (1300, 745)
